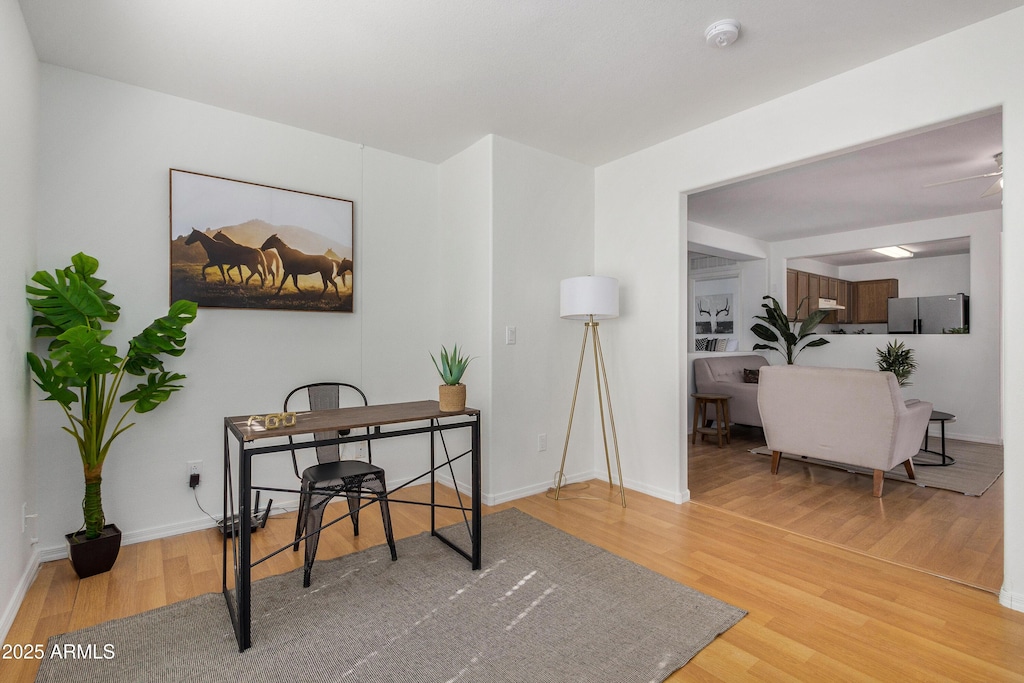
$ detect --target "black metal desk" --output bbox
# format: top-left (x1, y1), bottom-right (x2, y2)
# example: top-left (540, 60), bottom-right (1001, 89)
top-left (916, 409), bottom-right (956, 466)
top-left (222, 400), bottom-right (481, 651)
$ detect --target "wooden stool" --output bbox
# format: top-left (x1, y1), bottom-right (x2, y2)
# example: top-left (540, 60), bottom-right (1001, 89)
top-left (691, 393), bottom-right (731, 447)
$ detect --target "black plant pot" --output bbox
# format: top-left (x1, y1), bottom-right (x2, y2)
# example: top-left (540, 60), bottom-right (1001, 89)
top-left (66, 524), bottom-right (122, 579)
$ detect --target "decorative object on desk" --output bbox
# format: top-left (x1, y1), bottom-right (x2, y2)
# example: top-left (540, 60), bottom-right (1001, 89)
top-left (876, 339), bottom-right (917, 386)
top-left (751, 294), bottom-right (829, 364)
top-left (169, 169), bottom-right (354, 313)
top-left (246, 412), bottom-right (297, 429)
top-left (36, 510), bottom-right (745, 683)
top-left (431, 343), bottom-right (474, 412)
top-left (26, 253), bottom-right (198, 578)
top-left (556, 275), bottom-right (626, 506)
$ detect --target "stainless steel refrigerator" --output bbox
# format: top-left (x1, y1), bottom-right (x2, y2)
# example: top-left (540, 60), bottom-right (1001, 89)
top-left (887, 294), bottom-right (969, 334)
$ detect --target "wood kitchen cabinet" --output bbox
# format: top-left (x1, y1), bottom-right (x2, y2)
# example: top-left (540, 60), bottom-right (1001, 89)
top-left (786, 268), bottom-right (874, 324)
top-left (787, 269), bottom-right (812, 320)
top-left (835, 280), bottom-right (852, 323)
top-left (786, 269), bottom-right (798, 320)
top-left (807, 274), bottom-right (821, 317)
top-left (853, 278), bottom-right (898, 324)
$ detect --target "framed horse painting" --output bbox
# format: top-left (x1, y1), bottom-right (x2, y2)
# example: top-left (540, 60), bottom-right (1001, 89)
top-left (169, 169), bottom-right (354, 312)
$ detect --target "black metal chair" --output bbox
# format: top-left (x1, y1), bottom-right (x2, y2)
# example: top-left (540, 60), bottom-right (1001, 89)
top-left (284, 382), bottom-right (397, 587)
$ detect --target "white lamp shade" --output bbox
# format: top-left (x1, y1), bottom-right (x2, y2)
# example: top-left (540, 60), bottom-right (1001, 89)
top-left (560, 276), bottom-right (619, 320)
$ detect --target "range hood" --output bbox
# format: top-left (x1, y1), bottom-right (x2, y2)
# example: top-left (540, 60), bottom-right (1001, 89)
top-left (817, 297), bottom-right (845, 311)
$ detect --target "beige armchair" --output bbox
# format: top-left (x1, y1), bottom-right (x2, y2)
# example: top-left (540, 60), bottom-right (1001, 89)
top-left (756, 366), bottom-right (933, 497)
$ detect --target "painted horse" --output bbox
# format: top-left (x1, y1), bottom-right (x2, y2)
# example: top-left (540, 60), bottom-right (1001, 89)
top-left (214, 232), bottom-right (282, 286)
top-left (337, 258), bottom-right (353, 289)
top-left (260, 234), bottom-right (346, 298)
top-left (185, 228), bottom-right (266, 286)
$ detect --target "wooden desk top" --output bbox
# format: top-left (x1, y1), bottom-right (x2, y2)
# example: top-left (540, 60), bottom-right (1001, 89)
top-left (225, 400), bottom-right (479, 442)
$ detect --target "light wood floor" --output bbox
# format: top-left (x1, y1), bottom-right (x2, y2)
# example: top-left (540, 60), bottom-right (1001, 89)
top-left (689, 425), bottom-right (1005, 592)
top-left (4, 478), bottom-right (1023, 682)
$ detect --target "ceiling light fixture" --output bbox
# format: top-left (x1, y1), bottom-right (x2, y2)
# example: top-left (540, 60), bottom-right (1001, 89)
top-left (705, 20), bottom-right (740, 48)
top-left (873, 246), bottom-right (914, 259)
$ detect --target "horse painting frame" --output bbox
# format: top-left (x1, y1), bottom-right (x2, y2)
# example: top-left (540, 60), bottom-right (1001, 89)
top-left (169, 169), bottom-right (354, 313)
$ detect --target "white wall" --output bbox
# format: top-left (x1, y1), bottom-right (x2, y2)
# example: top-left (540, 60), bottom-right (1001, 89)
top-left (0, 0), bottom-right (40, 640)
top-left (595, 8), bottom-right (1024, 608)
top-left (491, 136), bottom-right (595, 501)
top-left (438, 136), bottom-right (598, 503)
top-left (33, 65), bottom-right (441, 556)
top-left (837, 254), bottom-right (970, 298)
top-left (438, 137), bottom-right (494, 494)
top-left (771, 212), bottom-right (1000, 442)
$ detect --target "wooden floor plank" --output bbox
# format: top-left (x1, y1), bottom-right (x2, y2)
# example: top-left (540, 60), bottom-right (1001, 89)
top-left (688, 425), bottom-right (1004, 592)
top-left (2, 478), bottom-right (1022, 683)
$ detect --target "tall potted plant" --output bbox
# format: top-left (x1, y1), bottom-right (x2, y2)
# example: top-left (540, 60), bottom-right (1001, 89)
top-left (751, 295), bottom-right (830, 364)
top-left (431, 344), bottom-right (473, 412)
top-left (26, 253), bottom-right (198, 578)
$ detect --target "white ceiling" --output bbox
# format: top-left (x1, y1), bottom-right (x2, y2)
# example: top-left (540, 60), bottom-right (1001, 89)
top-left (688, 111), bottom-right (1003, 243)
top-left (18, 0), bottom-right (1024, 167)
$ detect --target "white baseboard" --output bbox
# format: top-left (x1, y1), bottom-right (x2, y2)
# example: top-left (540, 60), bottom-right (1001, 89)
top-left (935, 430), bottom-right (1002, 446)
top-left (484, 471), bottom-right (688, 506)
top-left (0, 548), bottom-right (41, 644)
top-left (1000, 587), bottom-right (1024, 613)
top-left (36, 497), bottom-right (303, 563)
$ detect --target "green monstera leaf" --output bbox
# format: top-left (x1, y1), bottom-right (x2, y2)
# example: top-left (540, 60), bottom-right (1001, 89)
top-left (26, 253), bottom-right (197, 540)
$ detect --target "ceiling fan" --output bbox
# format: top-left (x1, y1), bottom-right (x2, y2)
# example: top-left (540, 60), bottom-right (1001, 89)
top-left (925, 152), bottom-right (1003, 197)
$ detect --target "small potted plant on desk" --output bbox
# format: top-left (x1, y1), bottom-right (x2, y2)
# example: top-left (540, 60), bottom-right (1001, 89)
top-left (26, 253), bottom-right (197, 578)
top-left (431, 344), bottom-right (473, 412)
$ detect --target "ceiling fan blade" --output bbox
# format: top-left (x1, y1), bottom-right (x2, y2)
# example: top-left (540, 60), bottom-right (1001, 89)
top-left (923, 170), bottom-right (1002, 188)
top-left (981, 177), bottom-right (1003, 197)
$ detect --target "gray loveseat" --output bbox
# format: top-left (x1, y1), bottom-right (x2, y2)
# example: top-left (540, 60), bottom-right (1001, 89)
top-left (692, 354), bottom-right (770, 428)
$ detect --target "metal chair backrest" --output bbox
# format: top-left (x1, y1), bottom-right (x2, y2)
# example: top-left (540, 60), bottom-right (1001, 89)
top-left (283, 382), bottom-right (371, 476)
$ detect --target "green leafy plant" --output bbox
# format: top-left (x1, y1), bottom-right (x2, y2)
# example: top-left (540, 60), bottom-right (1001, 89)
top-left (876, 339), bottom-right (917, 386)
top-left (26, 253), bottom-right (198, 539)
top-left (751, 295), bottom-right (830, 364)
top-left (944, 326), bottom-right (969, 334)
top-left (431, 344), bottom-right (473, 385)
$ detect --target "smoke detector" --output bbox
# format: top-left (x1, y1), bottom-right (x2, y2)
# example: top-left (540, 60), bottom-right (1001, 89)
top-left (705, 20), bottom-right (740, 48)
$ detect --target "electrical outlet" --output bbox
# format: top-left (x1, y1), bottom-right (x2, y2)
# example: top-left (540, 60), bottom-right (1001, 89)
top-left (187, 460), bottom-right (202, 487)
top-left (537, 433), bottom-right (547, 452)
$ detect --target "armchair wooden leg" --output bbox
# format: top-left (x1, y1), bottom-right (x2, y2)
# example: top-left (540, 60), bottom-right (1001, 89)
top-left (903, 459), bottom-right (916, 480)
top-left (872, 470), bottom-right (884, 497)
top-left (770, 450), bottom-right (782, 475)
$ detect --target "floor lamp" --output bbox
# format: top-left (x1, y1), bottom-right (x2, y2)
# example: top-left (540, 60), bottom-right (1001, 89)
top-left (555, 276), bottom-right (626, 507)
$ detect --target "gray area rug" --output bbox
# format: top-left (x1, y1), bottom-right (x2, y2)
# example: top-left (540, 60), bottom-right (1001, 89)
top-left (36, 509), bottom-right (745, 682)
top-left (750, 441), bottom-right (1003, 496)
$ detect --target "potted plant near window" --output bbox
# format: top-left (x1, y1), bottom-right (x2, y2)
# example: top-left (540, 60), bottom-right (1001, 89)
top-left (876, 339), bottom-right (917, 386)
top-left (751, 295), bottom-right (830, 364)
top-left (26, 253), bottom-right (198, 578)
top-left (431, 344), bottom-right (473, 412)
